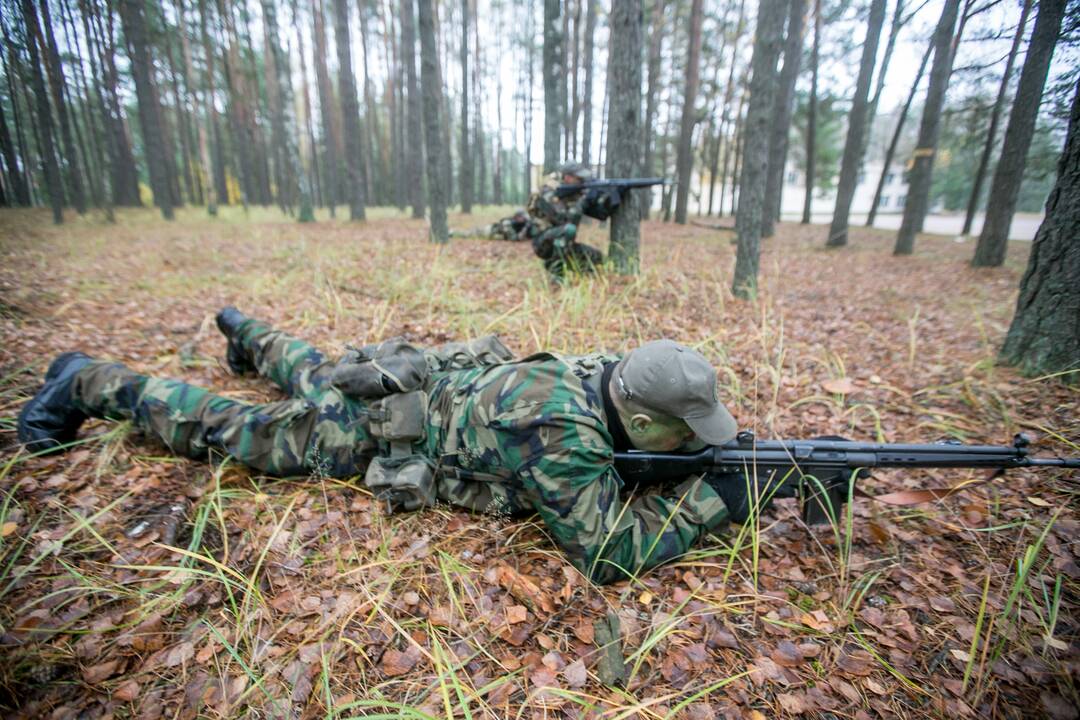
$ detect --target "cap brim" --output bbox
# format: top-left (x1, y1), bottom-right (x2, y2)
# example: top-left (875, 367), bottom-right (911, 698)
top-left (684, 403), bottom-right (738, 445)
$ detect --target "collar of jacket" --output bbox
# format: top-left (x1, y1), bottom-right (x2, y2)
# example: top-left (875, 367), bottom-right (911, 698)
top-left (601, 362), bottom-right (633, 453)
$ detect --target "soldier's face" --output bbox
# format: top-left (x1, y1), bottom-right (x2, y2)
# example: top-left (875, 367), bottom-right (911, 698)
top-left (562, 173), bottom-right (583, 186)
top-left (627, 413), bottom-right (698, 452)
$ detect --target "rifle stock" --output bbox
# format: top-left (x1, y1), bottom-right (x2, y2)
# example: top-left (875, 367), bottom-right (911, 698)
top-left (613, 432), bottom-right (1079, 525)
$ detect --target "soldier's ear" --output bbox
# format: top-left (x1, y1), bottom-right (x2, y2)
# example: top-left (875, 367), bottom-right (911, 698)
top-left (628, 413), bottom-right (653, 435)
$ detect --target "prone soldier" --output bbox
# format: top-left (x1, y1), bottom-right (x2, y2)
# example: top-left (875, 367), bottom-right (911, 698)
top-left (489, 208), bottom-right (536, 241)
top-left (17, 307), bottom-right (766, 585)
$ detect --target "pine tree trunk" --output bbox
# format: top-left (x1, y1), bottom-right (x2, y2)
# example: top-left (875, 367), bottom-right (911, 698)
top-left (195, 0), bottom-right (227, 205)
top-left (0, 74), bottom-right (30, 206)
top-left (732, 0), bottom-right (785, 297)
top-left (893, 0), bottom-right (961, 255)
top-left (607, 0), bottom-right (643, 273)
top-left (333, 0), bottom-right (367, 220)
top-left (542, 0), bottom-right (563, 171)
top-left (459, 0), bottom-right (473, 212)
top-left (402, 0), bottom-right (425, 217)
top-left (801, 0), bottom-right (819, 224)
top-left (673, 0), bottom-right (703, 224)
top-left (312, 0), bottom-right (341, 214)
top-left (762, 0), bottom-right (807, 236)
top-left (641, 0), bottom-right (667, 219)
top-left (177, 0), bottom-right (217, 215)
top-left (999, 78), bottom-right (1080, 380)
top-left (417, 0), bottom-right (447, 242)
top-left (473, 7), bottom-right (484, 203)
top-left (524, 0), bottom-right (535, 198)
top-left (295, 1), bottom-right (322, 211)
top-left (38, 0), bottom-right (87, 214)
top-left (60, 0), bottom-right (105, 209)
top-left (825, 0), bottom-right (885, 247)
top-left (86, 0), bottom-right (140, 206)
top-left (581, 0), bottom-right (596, 166)
top-left (962, 0), bottom-right (1031, 237)
top-left (867, 41), bottom-right (930, 227)
top-left (118, 0), bottom-right (174, 219)
top-left (358, 3), bottom-right (380, 205)
top-left (728, 85), bottom-right (746, 216)
top-left (972, 0), bottom-right (1065, 266)
top-left (162, 23), bottom-right (197, 205)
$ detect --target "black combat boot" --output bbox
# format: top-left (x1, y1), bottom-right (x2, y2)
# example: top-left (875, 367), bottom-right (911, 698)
top-left (215, 306), bottom-right (256, 375)
top-left (17, 352), bottom-right (93, 453)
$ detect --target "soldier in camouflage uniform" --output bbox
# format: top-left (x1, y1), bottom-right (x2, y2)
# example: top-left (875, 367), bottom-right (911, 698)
top-left (527, 163), bottom-right (606, 282)
top-left (489, 209), bottom-right (536, 241)
top-left (19, 308), bottom-right (774, 585)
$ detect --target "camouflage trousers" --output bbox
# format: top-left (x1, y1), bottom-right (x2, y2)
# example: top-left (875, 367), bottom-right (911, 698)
top-left (70, 320), bottom-right (376, 477)
top-left (531, 225), bottom-right (603, 281)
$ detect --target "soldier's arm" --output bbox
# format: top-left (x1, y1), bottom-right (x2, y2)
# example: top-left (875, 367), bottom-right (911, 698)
top-left (519, 421), bottom-right (730, 585)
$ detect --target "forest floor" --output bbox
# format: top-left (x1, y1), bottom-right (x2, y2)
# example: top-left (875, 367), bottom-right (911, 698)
top-left (0, 205), bottom-right (1077, 720)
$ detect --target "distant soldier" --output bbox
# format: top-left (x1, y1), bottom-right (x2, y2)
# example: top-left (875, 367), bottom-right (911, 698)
top-left (526, 162), bottom-right (609, 283)
top-left (489, 208), bottom-right (537, 241)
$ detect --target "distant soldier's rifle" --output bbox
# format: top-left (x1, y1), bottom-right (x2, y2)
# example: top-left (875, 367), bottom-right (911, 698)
top-left (554, 177), bottom-right (668, 199)
top-left (614, 432), bottom-right (1080, 525)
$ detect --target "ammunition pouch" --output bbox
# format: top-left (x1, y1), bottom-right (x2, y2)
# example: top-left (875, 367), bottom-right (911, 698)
top-left (365, 455), bottom-right (436, 513)
top-left (331, 338), bottom-right (427, 399)
top-left (349, 334), bottom-right (515, 513)
top-left (363, 390), bottom-right (432, 512)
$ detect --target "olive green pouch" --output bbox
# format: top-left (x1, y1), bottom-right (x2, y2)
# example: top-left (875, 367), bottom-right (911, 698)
top-left (331, 338), bottom-right (428, 399)
top-left (364, 456), bottom-right (436, 512)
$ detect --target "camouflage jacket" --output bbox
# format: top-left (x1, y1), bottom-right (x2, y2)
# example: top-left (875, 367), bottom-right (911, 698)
top-left (420, 353), bottom-right (730, 584)
top-left (527, 186), bottom-right (586, 232)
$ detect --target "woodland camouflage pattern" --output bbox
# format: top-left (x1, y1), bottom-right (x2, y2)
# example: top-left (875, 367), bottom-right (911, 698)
top-left (527, 187), bottom-right (603, 279)
top-left (70, 318), bottom-right (731, 584)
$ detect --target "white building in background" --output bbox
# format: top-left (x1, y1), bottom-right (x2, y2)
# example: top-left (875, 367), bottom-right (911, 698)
top-left (777, 161), bottom-right (910, 218)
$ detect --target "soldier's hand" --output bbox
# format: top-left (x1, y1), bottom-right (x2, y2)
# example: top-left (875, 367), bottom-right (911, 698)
top-left (704, 471), bottom-right (798, 525)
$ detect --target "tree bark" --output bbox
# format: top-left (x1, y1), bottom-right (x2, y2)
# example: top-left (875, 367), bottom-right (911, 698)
top-left (417, 0), bottom-right (448, 242)
top-left (762, 0), bottom-right (807, 236)
top-left (542, 0), bottom-right (564, 171)
top-left (673, 0), bottom-right (704, 224)
top-left (177, 0), bottom-right (217, 215)
top-left (825, 0), bottom-right (885, 247)
top-left (732, 0), bottom-right (785, 298)
top-left (0, 70), bottom-right (31, 206)
top-left (867, 40), bottom-right (930, 227)
top-left (402, 0), bottom-right (425, 217)
top-left (962, 0), bottom-right (1031, 237)
top-left (333, 0), bottom-right (367, 220)
top-left (38, 0), bottom-right (87, 214)
top-left (999, 78), bottom-right (1080, 381)
top-left (459, 0), bottom-right (473, 212)
top-left (358, 2), bottom-right (380, 205)
top-left (580, 0), bottom-right (596, 167)
top-left (118, 0), bottom-right (174, 219)
top-left (524, 0), bottom-right (535, 197)
top-left (295, 1), bottom-right (322, 212)
top-left (972, 0), bottom-right (1065, 266)
top-left (801, 0), bottom-right (819, 224)
top-left (607, 0), bottom-right (644, 273)
top-left (641, 0), bottom-right (667, 219)
top-left (893, 0), bottom-right (961, 256)
top-left (85, 0), bottom-right (140, 206)
top-left (312, 0), bottom-right (341, 214)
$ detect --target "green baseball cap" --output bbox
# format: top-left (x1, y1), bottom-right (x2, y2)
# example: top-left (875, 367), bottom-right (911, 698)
top-left (615, 340), bottom-right (738, 444)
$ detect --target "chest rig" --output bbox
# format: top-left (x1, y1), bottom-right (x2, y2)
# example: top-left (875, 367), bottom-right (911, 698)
top-left (330, 335), bottom-right (514, 512)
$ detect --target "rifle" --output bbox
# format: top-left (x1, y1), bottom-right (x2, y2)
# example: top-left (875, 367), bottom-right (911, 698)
top-left (613, 431), bottom-right (1080, 525)
top-left (553, 177), bottom-right (668, 199)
